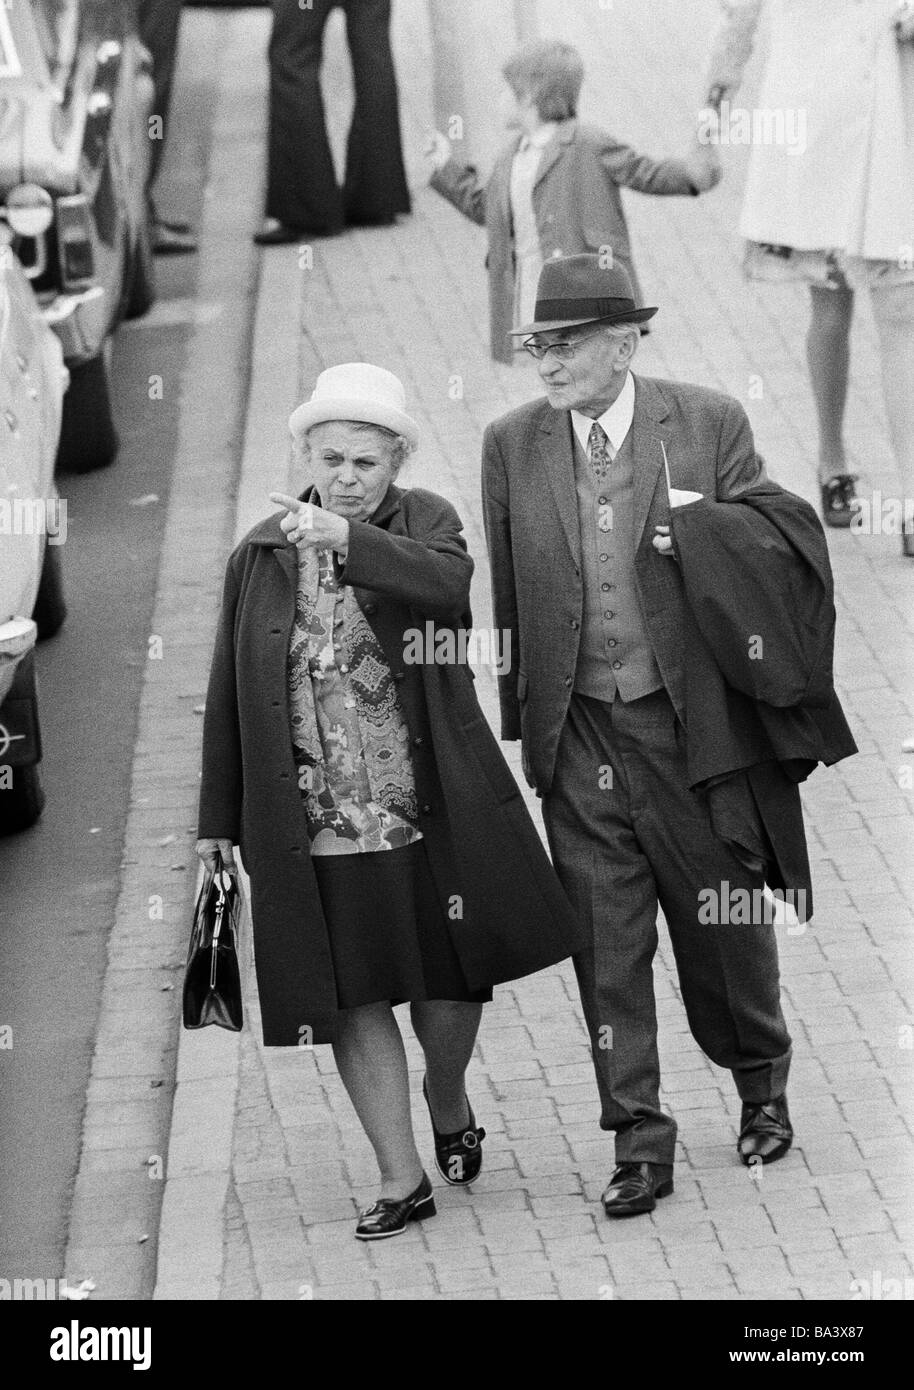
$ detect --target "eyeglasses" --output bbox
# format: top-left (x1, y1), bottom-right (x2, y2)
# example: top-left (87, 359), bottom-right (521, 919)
top-left (522, 328), bottom-right (605, 361)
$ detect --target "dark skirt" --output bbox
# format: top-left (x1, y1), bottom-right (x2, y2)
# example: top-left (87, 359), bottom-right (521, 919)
top-left (311, 839), bottom-right (492, 1010)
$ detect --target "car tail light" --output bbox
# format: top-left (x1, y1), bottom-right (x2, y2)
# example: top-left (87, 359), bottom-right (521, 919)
top-left (0, 619), bottom-right (38, 668)
top-left (55, 196), bottom-right (95, 288)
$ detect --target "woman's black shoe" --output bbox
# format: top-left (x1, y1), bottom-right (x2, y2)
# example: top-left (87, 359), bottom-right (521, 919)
top-left (820, 473), bottom-right (860, 528)
top-left (354, 1172), bottom-right (435, 1241)
top-left (422, 1075), bottom-right (485, 1186)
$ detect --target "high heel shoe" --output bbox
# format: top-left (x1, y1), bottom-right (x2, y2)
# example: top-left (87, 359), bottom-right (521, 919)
top-left (422, 1075), bottom-right (486, 1186)
top-left (354, 1171), bottom-right (436, 1241)
top-left (820, 473), bottom-right (860, 528)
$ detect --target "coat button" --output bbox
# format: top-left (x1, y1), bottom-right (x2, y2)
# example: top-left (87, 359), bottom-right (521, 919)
top-left (564, 676), bottom-right (573, 687)
top-left (393, 672), bottom-right (405, 682)
top-left (280, 771), bottom-right (290, 779)
top-left (612, 661), bottom-right (622, 670)
top-left (290, 845), bottom-right (301, 854)
top-left (421, 803), bottom-right (432, 815)
top-left (363, 602), bottom-right (377, 615)
top-left (271, 628), bottom-right (281, 635)
top-left (272, 700), bottom-right (280, 707)
top-left (413, 736), bottom-right (424, 746)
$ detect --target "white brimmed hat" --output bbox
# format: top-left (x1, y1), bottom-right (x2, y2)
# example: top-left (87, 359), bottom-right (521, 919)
top-left (288, 363), bottom-right (419, 449)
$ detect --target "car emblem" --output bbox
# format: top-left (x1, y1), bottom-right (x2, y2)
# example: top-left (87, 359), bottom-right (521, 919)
top-left (0, 723), bottom-right (27, 759)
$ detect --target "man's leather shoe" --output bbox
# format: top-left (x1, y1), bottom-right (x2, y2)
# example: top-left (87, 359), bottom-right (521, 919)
top-left (601, 1162), bottom-right (674, 1217)
top-left (738, 1095), bottom-right (793, 1165)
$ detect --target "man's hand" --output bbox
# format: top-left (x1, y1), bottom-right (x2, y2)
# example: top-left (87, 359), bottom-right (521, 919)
top-left (269, 493), bottom-right (350, 557)
top-left (195, 838), bottom-right (236, 873)
top-left (423, 131), bottom-right (452, 175)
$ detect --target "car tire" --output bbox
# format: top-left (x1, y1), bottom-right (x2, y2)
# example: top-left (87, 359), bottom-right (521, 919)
top-left (124, 219), bottom-right (156, 320)
top-left (56, 353), bottom-right (119, 473)
top-left (0, 761), bottom-right (46, 835)
top-left (32, 543), bottom-right (67, 640)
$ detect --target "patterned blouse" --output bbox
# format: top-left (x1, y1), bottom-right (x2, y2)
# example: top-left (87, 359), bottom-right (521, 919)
top-left (287, 547), bottom-right (422, 855)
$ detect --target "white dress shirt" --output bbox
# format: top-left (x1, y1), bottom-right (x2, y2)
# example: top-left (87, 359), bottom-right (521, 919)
top-left (571, 372), bottom-right (636, 458)
top-left (509, 122), bottom-right (558, 329)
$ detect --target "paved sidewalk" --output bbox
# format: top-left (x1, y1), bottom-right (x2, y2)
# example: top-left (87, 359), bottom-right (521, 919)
top-left (156, 0), bottom-right (914, 1300)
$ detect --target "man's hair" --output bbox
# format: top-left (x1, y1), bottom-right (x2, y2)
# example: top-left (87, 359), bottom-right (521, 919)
top-left (301, 419), bottom-right (413, 471)
top-left (596, 321), bottom-right (642, 343)
top-left (502, 39), bottom-right (585, 122)
top-left (561, 320), bottom-right (641, 351)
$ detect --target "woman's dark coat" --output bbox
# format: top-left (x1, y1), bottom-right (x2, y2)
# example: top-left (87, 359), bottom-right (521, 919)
top-left (198, 484), bottom-right (583, 1045)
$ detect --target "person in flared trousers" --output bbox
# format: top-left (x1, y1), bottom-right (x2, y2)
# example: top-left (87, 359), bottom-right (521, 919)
top-left (138, 0), bottom-right (198, 253)
top-left (257, 0), bottom-right (411, 244)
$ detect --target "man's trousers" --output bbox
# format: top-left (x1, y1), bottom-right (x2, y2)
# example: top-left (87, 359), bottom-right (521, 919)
top-left (138, 0), bottom-right (184, 189)
top-left (542, 688), bottom-right (792, 1167)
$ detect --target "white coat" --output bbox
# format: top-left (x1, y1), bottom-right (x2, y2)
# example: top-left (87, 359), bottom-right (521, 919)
top-left (707, 0), bottom-right (914, 260)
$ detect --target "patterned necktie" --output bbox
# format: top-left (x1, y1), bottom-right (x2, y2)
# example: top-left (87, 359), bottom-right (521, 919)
top-left (587, 421), bottom-right (615, 481)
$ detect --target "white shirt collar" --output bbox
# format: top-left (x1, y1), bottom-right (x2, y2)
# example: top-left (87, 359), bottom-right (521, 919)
top-left (518, 122), bottom-right (557, 153)
top-left (570, 372), bottom-right (636, 455)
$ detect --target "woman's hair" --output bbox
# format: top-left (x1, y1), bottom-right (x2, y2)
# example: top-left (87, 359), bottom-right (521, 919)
top-left (299, 420), bottom-right (413, 472)
top-left (502, 39), bottom-right (585, 122)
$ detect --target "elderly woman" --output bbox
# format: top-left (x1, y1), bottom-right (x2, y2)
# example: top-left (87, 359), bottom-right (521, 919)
top-left (196, 363), bottom-right (581, 1240)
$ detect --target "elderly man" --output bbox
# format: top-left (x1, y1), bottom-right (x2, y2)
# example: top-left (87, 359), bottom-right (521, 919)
top-left (482, 254), bottom-right (856, 1216)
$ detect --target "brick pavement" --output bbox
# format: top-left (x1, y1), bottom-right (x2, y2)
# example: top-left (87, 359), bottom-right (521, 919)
top-left (156, 0), bottom-right (913, 1300)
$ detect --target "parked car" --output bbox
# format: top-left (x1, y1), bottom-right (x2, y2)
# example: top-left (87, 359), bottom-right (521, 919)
top-left (0, 246), bottom-right (69, 834)
top-left (0, 0), bottom-right (156, 474)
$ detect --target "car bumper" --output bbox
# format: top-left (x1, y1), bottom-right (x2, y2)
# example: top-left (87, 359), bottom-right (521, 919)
top-left (42, 286), bottom-right (107, 365)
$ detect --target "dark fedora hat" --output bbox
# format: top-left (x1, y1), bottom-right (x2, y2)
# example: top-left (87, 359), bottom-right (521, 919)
top-left (511, 253), bottom-right (658, 335)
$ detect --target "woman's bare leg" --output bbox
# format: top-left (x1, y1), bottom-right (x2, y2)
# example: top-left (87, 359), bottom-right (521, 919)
top-left (332, 1001), bottom-right (424, 1200)
top-left (410, 1000), bottom-right (484, 1131)
top-left (871, 281), bottom-right (914, 527)
top-left (807, 283), bottom-right (855, 483)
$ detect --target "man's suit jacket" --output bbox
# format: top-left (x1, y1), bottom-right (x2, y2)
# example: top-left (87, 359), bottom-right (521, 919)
top-left (430, 120), bottom-right (700, 363)
top-left (481, 374), bottom-right (765, 792)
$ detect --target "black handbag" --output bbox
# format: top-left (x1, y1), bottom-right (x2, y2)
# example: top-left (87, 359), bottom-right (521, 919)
top-left (182, 864), bottom-right (243, 1031)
